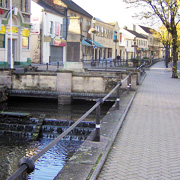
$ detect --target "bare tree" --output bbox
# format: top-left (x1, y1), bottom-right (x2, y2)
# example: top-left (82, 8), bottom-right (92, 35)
top-left (123, 0), bottom-right (180, 78)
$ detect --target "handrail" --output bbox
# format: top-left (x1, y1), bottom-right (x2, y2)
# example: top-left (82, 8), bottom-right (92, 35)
top-left (6, 73), bottom-right (132, 180)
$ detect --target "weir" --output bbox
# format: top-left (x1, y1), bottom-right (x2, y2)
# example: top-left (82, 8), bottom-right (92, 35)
top-left (0, 112), bottom-right (95, 141)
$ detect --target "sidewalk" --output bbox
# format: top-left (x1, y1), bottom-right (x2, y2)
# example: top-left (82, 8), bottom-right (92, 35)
top-left (97, 61), bottom-right (180, 180)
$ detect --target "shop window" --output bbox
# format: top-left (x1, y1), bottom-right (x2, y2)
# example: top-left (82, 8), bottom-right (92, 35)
top-left (0, 34), bottom-right (5, 48)
top-left (4, 0), bottom-right (8, 8)
top-left (25, 0), bottom-right (28, 12)
top-left (22, 36), bottom-right (29, 49)
top-left (50, 21), bottom-right (53, 34)
top-left (21, 0), bottom-right (23, 11)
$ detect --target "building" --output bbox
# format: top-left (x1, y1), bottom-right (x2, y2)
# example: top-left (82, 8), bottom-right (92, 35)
top-left (86, 18), bottom-right (120, 60)
top-left (61, 0), bottom-right (93, 62)
top-left (0, 0), bottom-right (31, 67)
top-left (119, 28), bottom-right (135, 60)
top-left (139, 25), bottom-right (164, 58)
top-left (125, 27), bottom-right (148, 59)
top-left (31, 0), bottom-right (68, 64)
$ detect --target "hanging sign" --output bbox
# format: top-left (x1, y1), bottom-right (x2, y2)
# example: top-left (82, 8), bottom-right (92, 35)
top-left (8, 26), bottom-right (18, 33)
top-left (22, 29), bottom-right (29, 37)
top-left (53, 39), bottom-right (66, 46)
top-left (0, 25), bottom-right (5, 34)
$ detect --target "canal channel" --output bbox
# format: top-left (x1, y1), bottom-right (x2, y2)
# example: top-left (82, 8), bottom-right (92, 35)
top-left (0, 97), bottom-right (113, 180)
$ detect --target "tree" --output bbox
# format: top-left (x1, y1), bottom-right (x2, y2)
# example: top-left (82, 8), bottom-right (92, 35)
top-left (123, 0), bottom-right (180, 78)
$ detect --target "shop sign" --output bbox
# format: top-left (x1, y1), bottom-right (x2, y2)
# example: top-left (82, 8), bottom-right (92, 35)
top-left (22, 29), bottom-right (29, 37)
top-left (0, 8), bottom-right (3, 15)
top-left (53, 39), bottom-right (66, 46)
top-left (56, 22), bottom-right (60, 36)
top-left (0, 25), bottom-right (5, 34)
top-left (8, 26), bottom-right (18, 33)
top-left (44, 36), bottom-right (51, 42)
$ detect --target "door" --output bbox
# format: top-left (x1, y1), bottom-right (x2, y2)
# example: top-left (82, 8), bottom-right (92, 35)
top-left (50, 46), bottom-right (63, 63)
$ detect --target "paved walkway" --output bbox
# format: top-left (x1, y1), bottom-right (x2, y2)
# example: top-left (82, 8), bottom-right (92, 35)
top-left (97, 61), bottom-right (180, 180)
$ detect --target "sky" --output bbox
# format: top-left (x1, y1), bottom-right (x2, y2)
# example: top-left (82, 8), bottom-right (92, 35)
top-left (73, 0), bottom-right (139, 28)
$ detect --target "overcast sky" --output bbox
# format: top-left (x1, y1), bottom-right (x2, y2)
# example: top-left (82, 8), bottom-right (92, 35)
top-left (73, 0), bottom-right (138, 28)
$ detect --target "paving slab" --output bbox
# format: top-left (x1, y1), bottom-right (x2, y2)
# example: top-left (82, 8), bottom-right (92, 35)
top-left (97, 61), bottom-right (180, 180)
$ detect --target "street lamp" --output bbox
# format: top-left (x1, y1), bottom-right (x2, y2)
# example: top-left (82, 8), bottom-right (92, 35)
top-left (10, 0), bottom-right (13, 69)
top-left (88, 27), bottom-right (97, 59)
top-left (113, 31), bottom-right (119, 60)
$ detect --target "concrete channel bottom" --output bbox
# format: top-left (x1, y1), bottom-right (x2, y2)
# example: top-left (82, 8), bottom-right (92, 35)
top-left (54, 74), bottom-right (146, 180)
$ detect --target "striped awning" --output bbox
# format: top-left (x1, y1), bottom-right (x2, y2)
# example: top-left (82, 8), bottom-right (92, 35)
top-left (86, 39), bottom-right (104, 48)
top-left (82, 40), bottom-right (92, 46)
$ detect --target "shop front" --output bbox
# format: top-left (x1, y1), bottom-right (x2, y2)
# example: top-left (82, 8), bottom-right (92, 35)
top-left (0, 10), bottom-right (31, 67)
top-left (50, 38), bottom-right (66, 63)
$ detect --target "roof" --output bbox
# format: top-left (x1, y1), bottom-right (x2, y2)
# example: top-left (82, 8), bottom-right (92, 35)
top-left (61, 0), bottom-right (93, 18)
top-left (125, 29), bottom-right (148, 39)
top-left (34, 0), bottom-right (66, 16)
top-left (139, 25), bottom-right (156, 34)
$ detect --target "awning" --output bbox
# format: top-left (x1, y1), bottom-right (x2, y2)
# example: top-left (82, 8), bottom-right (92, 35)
top-left (86, 39), bottom-right (104, 48)
top-left (82, 40), bottom-right (92, 46)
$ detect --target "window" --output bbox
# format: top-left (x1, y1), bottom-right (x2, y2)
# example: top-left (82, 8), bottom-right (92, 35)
top-left (22, 37), bottom-right (29, 49)
top-left (21, 0), bottom-right (23, 11)
top-left (25, 0), bottom-right (28, 12)
top-left (0, 34), bottom-right (5, 48)
top-left (0, 0), bottom-right (2, 7)
top-left (5, 0), bottom-right (8, 8)
top-left (50, 21), bottom-right (53, 34)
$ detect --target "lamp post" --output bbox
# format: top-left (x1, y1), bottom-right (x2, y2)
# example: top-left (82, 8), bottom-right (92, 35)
top-left (113, 31), bottom-right (118, 59)
top-left (88, 27), bottom-right (97, 60)
top-left (10, 0), bottom-right (13, 69)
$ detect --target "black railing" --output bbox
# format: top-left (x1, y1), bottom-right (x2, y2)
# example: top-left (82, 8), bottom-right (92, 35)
top-left (6, 73), bottom-right (132, 180)
top-left (82, 59), bottom-right (148, 69)
top-left (28, 61), bottom-right (63, 71)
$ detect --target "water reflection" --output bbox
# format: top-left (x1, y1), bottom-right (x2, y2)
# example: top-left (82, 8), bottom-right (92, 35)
top-left (28, 139), bottom-right (82, 180)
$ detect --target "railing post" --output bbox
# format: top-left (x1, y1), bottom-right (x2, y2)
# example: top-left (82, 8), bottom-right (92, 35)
top-left (57, 61), bottom-right (59, 69)
top-left (116, 81), bottom-right (121, 109)
top-left (127, 74), bottom-right (131, 94)
top-left (93, 98), bottom-right (102, 142)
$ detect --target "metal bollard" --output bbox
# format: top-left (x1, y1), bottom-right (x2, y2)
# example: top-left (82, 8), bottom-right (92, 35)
top-left (46, 63), bottom-right (48, 71)
top-left (116, 81), bottom-right (121, 109)
top-left (93, 98), bottom-right (102, 142)
top-left (57, 62), bottom-right (59, 69)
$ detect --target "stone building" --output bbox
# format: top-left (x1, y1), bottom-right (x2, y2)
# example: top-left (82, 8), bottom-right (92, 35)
top-left (85, 18), bottom-right (120, 60)
top-left (0, 0), bottom-right (31, 67)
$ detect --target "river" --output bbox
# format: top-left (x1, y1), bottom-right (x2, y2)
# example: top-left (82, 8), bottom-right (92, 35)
top-left (0, 97), bottom-right (113, 180)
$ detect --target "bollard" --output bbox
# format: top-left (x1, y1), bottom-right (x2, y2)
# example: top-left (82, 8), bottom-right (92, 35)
top-left (46, 63), bottom-right (48, 71)
top-left (93, 98), bottom-right (102, 142)
top-left (57, 62), bottom-right (59, 69)
top-left (116, 81), bottom-right (121, 109)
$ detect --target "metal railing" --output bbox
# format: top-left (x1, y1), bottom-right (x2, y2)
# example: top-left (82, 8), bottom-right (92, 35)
top-left (29, 61), bottom-right (63, 71)
top-left (6, 73), bottom-right (132, 180)
top-left (82, 59), bottom-right (147, 69)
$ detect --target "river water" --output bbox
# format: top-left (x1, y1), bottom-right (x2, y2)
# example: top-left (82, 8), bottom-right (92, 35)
top-left (0, 97), bottom-right (113, 180)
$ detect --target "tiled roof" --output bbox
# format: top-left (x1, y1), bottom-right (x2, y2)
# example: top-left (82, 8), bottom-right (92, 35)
top-left (139, 25), bottom-right (156, 34)
top-left (61, 0), bottom-right (93, 18)
top-left (35, 0), bottom-right (66, 16)
top-left (126, 29), bottom-right (148, 39)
